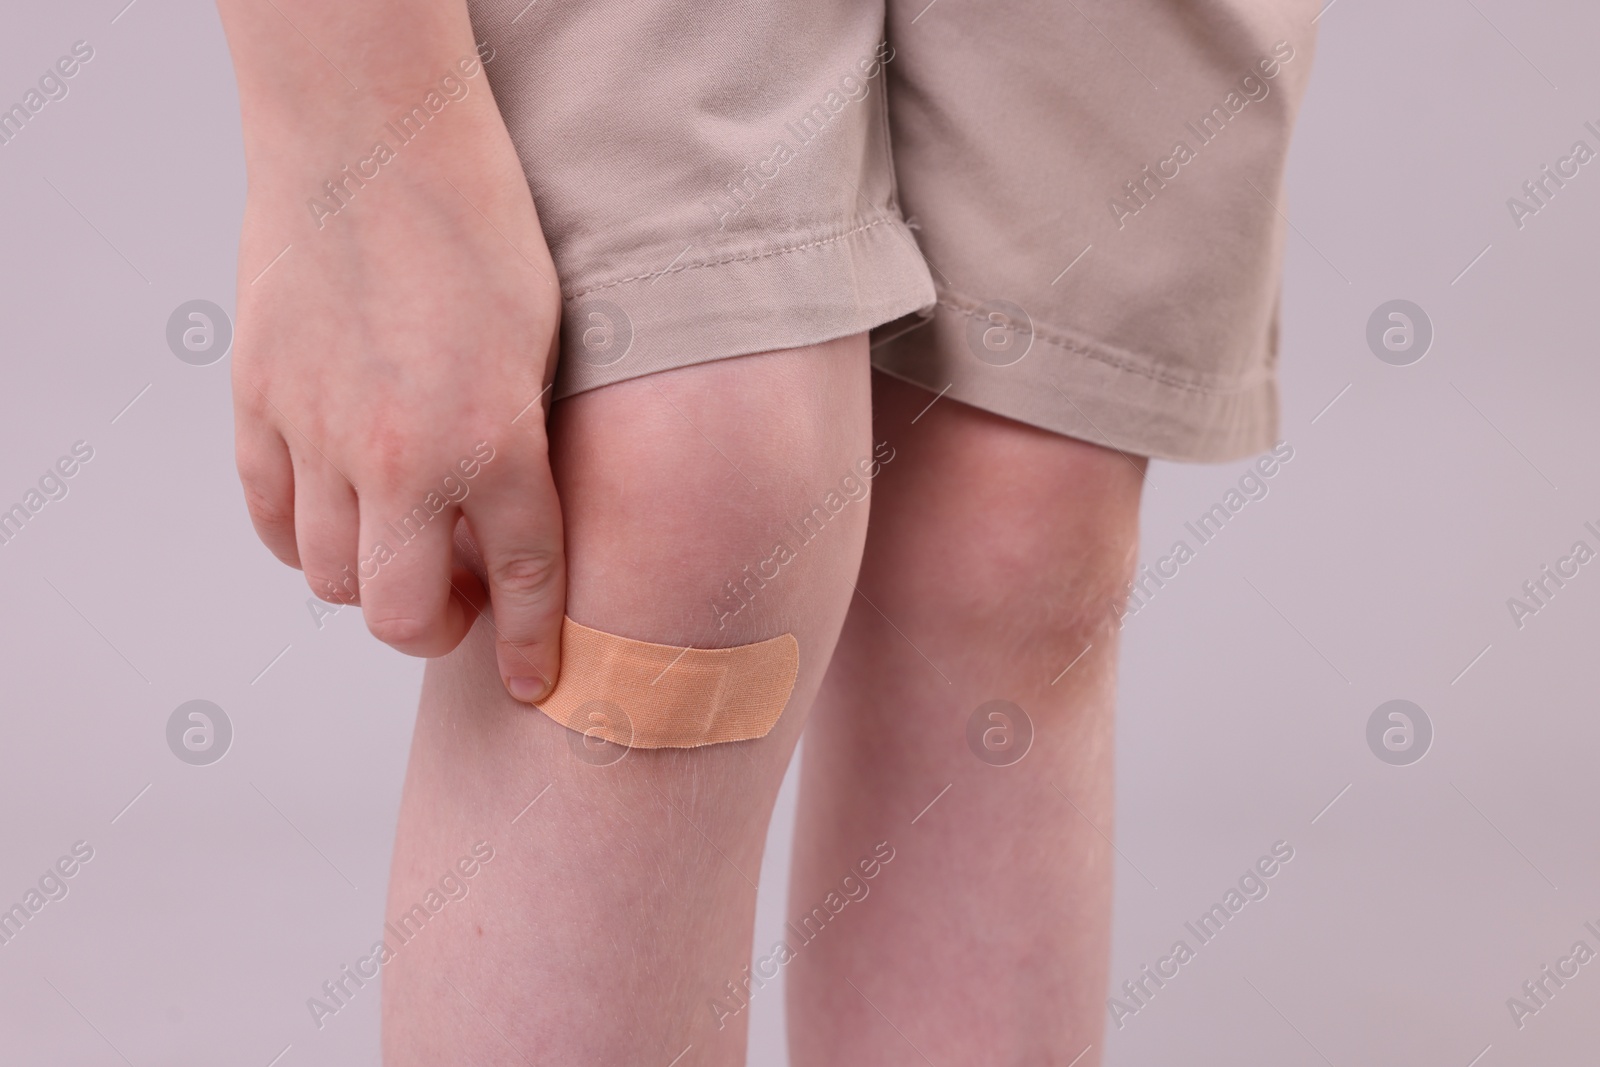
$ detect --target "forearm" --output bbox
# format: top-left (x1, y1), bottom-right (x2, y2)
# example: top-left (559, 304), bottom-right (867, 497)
top-left (215, 0), bottom-right (507, 203)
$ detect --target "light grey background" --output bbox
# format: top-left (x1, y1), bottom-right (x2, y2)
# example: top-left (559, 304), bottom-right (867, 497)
top-left (3, 1), bottom-right (1599, 1064)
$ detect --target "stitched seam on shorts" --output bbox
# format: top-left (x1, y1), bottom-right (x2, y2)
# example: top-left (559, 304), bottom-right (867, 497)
top-left (565, 218), bottom-right (904, 299)
top-left (933, 296), bottom-right (1272, 399)
top-left (875, 73), bottom-right (902, 218)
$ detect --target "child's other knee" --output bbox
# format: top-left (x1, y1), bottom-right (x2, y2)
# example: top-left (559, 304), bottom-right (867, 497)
top-left (864, 376), bottom-right (1146, 670)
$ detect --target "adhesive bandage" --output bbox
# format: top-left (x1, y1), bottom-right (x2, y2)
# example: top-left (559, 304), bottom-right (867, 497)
top-left (534, 616), bottom-right (799, 748)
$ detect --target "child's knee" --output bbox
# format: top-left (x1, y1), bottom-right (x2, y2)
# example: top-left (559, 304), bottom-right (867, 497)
top-left (862, 379), bottom-right (1146, 672)
top-left (548, 335), bottom-right (875, 677)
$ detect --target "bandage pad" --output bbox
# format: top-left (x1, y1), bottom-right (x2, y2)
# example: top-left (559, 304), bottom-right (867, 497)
top-left (534, 616), bottom-right (800, 748)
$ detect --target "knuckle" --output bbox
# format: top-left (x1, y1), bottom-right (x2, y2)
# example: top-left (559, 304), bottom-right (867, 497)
top-left (366, 613), bottom-right (432, 649)
top-left (238, 475), bottom-right (293, 534)
top-left (270, 546), bottom-right (303, 568)
top-left (305, 572), bottom-right (358, 604)
top-left (489, 550), bottom-right (561, 600)
top-left (232, 371), bottom-right (272, 414)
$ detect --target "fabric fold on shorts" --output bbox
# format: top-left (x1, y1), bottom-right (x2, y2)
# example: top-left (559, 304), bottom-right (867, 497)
top-left (554, 216), bottom-right (935, 398)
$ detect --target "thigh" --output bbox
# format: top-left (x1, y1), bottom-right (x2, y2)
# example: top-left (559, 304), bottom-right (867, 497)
top-left (380, 336), bottom-right (875, 1066)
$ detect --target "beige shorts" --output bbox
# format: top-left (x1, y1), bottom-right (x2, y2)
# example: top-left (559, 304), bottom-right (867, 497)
top-left (469, 0), bottom-right (1318, 462)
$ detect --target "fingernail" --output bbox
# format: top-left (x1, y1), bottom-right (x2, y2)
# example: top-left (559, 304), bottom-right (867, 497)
top-left (507, 676), bottom-right (549, 703)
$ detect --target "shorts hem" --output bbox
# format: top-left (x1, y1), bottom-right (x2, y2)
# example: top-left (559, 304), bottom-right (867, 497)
top-left (553, 216), bottom-right (937, 398)
top-left (868, 288), bottom-right (1280, 463)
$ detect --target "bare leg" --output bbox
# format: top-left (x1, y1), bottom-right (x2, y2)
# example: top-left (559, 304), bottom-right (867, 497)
top-left (381, 336), bottom-right (873, 1066)
top-left (788, 373), bottom-right (1145, 1066)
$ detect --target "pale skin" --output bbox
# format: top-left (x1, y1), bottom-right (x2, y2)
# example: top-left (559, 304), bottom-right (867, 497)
top-left (219, 2), bottom-right (1144, 1064)
top-left (222, 0), bottom-right (567, 701)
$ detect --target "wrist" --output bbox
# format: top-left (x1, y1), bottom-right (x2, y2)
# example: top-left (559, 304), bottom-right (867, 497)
top-left (240, 76), bottom-right (534, 242)
top-left (218, 0), bottom-right (490, 120)
top-left (239, 45), bottom-right (500, 173)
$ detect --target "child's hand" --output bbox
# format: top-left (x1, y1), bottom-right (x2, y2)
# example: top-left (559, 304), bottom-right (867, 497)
top-left (230, 100), bottom-right (567, 703)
